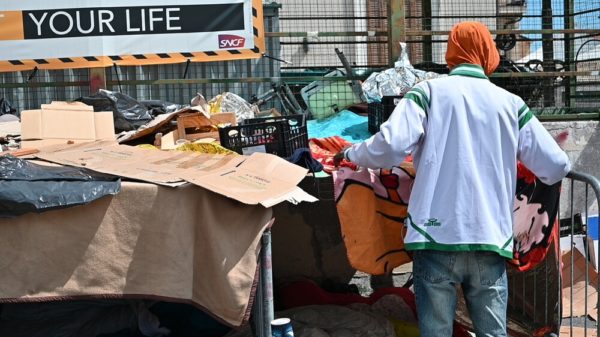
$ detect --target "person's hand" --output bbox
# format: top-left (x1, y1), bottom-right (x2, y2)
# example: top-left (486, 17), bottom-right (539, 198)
top-left (333, 146), bottom-right (350, 168)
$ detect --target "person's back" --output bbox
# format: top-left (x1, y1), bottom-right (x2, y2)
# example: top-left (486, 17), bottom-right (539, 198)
top-left (338, 21), bottom-right (570, 337)
top-left (402, 68), bottom-right (568, 257)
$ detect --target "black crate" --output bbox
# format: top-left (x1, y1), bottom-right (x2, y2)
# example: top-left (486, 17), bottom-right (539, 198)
top-left (219, 114), bottom-right (308, 157)
top-left (367, 95), bottom-right (403, 134)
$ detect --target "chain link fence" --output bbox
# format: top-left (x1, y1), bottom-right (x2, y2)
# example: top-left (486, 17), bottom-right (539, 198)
top-left (404, 0), bottom-right (600, 116)
top-left (0, 1), bottom-right (598, 119)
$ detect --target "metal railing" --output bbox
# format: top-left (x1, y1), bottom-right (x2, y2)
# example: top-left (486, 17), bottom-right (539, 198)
top-left (561, 171), bottom-right (600, 337)
top-left (508, 170), bottom-right (600, 336)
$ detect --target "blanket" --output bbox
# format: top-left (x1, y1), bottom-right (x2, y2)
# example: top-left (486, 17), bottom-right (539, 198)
top-left (0, 181), bottom-right (273, 327)
top-left (333, 161), bottom-right (561, 275)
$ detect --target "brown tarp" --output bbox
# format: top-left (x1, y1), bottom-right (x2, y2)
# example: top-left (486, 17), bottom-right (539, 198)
top-left (0, 181), bottom-right (273, 327)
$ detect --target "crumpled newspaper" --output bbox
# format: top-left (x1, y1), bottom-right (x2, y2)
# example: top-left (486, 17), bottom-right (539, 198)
top-left (208, 92), bottom-right (258, 123)
top-left (363, 42), bottom-right (445, 103)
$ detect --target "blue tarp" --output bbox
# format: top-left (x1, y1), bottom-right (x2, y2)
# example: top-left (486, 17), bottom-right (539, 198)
top-left (307, 110), bottom-right (371, 143)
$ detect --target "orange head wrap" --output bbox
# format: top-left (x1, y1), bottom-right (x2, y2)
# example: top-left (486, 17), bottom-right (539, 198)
top-left (445, 21), bottom-right (500, 75)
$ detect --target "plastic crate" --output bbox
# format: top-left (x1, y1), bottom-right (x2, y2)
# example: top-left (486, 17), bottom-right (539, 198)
top-left (367, 95), bottom-right (403, 134)
top-left (219, 114), bottom-right (308, 157)
top-left (300, 70), bottom-right (362, 120)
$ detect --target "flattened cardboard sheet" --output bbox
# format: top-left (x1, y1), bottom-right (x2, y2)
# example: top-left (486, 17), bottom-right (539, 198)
top-left (36, 141), bottom-right (307, 206)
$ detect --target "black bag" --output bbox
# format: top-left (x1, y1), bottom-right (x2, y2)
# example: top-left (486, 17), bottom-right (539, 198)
top-left (0, 156), bottom-right (121, 217)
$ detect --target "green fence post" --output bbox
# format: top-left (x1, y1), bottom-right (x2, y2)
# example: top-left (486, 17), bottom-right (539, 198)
top-left (388, 0), bottom-right (406, 67)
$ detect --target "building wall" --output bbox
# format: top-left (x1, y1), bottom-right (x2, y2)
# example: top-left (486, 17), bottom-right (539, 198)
top-left (278, 0), bottom-right (362, 68)
top-left (367, 0), bottom-right (389, 66)
top-left (430, 0), bottom-right (498, 63)
top-left (545, 121), bottom-right (600, 217)
top-left (277, 0), bottom-right (531, 68)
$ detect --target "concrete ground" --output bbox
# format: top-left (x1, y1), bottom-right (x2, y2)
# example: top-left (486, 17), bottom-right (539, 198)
top-left (348, 263), bottom-right (413, 296)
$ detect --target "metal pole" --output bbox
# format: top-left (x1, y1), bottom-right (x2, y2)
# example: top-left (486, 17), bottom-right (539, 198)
top-left (388, 0), bottom-right (406, 67)
top-left (254, 268), bottom-right (265, 337)
top-left (422, 0), bottom-right (432, 63)
top-left (182, 59), bottom-right (191, 79)
top-left (112, 63), bottom-right (122, 93)
top-left (542, 0), bottom-right (555, 108)
top-left (566, 171), bottom-right (600, 337)
top-left (564, 0), bottom-right (576, 109)
top-left (260, 229), bottom-right (274, 337)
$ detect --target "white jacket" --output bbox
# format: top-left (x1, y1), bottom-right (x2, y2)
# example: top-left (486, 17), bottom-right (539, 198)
top-left (346, 64), bottom-right (571, 258)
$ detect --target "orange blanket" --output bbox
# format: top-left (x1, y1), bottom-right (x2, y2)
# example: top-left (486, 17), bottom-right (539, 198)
top-left (333, 162), bottom-right (561, 275)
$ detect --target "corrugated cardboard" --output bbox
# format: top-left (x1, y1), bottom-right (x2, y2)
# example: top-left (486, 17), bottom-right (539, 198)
top-left (35, 141), bottom-right (308, 206)
top-left (153, 112), bottom-right (236, 149)
top-left (21, 101), bottom-right (115, 147)
top-left (116, 108), bottom-right (236, 146)
top-left (176, 112), bottom-right (235, 141)
top-left (562, 248), bottom-right (598, 320)
top-left (20, 110), bottom-right (41, 139)
top-left (560, 327), bottom-right (597, 337)
top-left (180, 152), bottom-right (309, 207)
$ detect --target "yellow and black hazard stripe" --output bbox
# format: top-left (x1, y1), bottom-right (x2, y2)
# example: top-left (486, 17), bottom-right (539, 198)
top-left (0, 0), bottom-right (265, 72)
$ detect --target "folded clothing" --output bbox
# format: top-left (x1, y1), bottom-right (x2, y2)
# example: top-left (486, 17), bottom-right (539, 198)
top-left (285, 148), bottom-right (323, 173)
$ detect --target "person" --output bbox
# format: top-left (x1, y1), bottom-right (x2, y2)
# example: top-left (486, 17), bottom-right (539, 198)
top-left (334, 21), bottom-right (570, 337)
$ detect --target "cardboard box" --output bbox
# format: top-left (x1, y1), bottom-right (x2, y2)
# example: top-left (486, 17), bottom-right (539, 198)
top-left (159, 112), bottom-right (237, 150)
top-left (21, 101), bottom-right (114, 147)
top-left (117, 106), bottom-right (236, 145)
top-left (176, 112), bottom-right (236, 142)
top-left (36, 141), bottom-right (310, 207)
top-left (559, 327), bottom-right (597, 337)
top-left (561, 248), bottom-right (598, 320)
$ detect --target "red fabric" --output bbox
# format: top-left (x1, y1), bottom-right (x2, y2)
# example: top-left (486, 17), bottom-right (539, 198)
top-left (517, 161), bottom-right (536, 184)
top-left (308, 136), bottom-right (357, 174)
top-left (446, 21), bottom-right (500, 75)
top-left (509, 162), bottom-right (562, 271)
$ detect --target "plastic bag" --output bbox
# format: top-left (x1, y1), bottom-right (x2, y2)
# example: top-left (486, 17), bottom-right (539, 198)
top-left (0, 156), bottom-right (121, 217)
top-left (77, 90), bottom-right (154, 132)
top-left (208, 92), bottom-right (255, 122)
top-left (362, 43), bottom-right (444, 103)
top-left (140, 99), bottom-right (183, 117)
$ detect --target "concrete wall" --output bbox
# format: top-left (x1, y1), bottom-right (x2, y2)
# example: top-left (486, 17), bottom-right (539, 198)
top-left (544, 121), bottom-right (600, 217)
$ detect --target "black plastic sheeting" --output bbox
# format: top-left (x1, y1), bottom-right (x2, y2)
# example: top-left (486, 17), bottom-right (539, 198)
top-left (0, 156), bottom-right (121, 218)
top-left (77, 90), bottom-right (182, 132)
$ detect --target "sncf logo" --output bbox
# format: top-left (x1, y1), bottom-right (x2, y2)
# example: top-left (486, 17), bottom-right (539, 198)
top-left (218, 34), bottom-right (245, 49)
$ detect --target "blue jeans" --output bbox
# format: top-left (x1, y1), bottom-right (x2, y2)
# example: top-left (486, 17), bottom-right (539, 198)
top-left (412, 250), bottom-right (508, 337)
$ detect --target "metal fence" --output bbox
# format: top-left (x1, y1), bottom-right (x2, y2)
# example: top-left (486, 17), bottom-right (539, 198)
top-left (0, 4), bottom-right (283, 113)
top-left (506, 171), bottom-right (600, 336)
top-left (402, 0), bottom-right (600, 116)
top-left (0, 1), bottom-right (598, 119)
